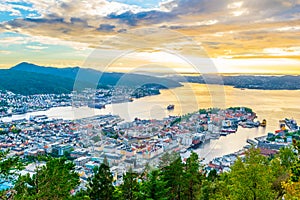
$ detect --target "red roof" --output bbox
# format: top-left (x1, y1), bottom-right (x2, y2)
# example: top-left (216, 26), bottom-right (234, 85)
top-left (259, 148), bottom-right (278, 156)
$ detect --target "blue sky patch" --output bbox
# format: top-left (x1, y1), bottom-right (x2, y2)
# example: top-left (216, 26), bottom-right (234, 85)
top-left (107, 0), bottom-right (163, 8)
top-left (0, 1), bottom-right (40, 23)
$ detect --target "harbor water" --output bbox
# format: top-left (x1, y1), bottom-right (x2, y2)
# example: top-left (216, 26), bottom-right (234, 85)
top-left (2, 83), bottom-right (300, 161)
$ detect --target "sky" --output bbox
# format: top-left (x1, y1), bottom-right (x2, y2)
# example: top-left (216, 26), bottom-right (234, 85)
top-left (0, 0), bottom-right (299, 74)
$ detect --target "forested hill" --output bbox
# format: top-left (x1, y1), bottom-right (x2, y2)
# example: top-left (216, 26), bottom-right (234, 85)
top-left (0, 70), bottom-right (77, 95)
top-left (0, 62), bottom-right (182, 95)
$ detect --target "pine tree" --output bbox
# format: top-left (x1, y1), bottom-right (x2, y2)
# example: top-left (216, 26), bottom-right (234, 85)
top-left (14, 157), bottom-right (79, 200)
top-left (87, 160), bottom-right (114, 200)
top-left (159, 151), bottom-right (180, 169)
top-left (118, 168), bottom-right (141, 200)
top-left (182, 151), bottom-right (202, 199)
top-left (140, 169), bottom-right (169, 199)
top-left (207, 169), bottom-right (218, 182)
top-left (161, 156), bottom-right (184, 200)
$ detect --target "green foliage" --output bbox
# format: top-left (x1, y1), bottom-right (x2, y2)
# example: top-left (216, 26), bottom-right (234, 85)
top-left (0, 130), bottom-right (8, 135)
top-left (2, 146), bottom-right (300, 199)
top-left (87, 162), bottom-right (114, 200)
top-left (118, 168), bottom-right (141, 200)
top-left (11, 128), bottom-right (21, 134)
top-left (291, 160), bottom-right (300, 182)
top-left (292, 138), bottom-right (300, 155)
top-left (279, 146), bottom-right (297, 169)
top-left (14, 157), bottom-right (79, 200)
top-left (170, 117), bottom-right (182, 127)
top-left (225, 148), bottom-right (285, 200)
top-left (139, 169), bottom-right (169, 200)
top-left (72, 189), bottom-right (90, 200)
top-left (91, 135), bottom-right (101, 143)
top-left (102, 130), bottom-right (118, 139)
top-left (207, 169), bottom-right (218, 182)
top-left (23, 155), bottom-right (52, 163)
top-left (182, 152), bottom-right (202, 199)
top-left (0, 70), bottom-right (74, 95)
top-left (199, 109), bottom-right (208, 115)
top-left (158, 151), bottom-right (180, 169)
top-left (0, 150), bottom-right (22, 180)
top-left (64, 149), bottom-right (75, 160)
top-left (200, 173), bottom-right (230, 200)
top-left (269, 158), bottom-right (289, 198)
top-left (161, 157), bottom-right (184, 199)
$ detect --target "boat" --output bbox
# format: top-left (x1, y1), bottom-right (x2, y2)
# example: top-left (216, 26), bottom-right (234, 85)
top-left (167, 104), bottom-right (175, 110)
top-left (221, 127), bottom-right (237, 133)
top-left (260, 119), bottom-right (267, 127)
top-left (220, 132), bottom-right (228, 136)
top-left (246, 139), bottom-right (258, 146)
top-left (88, 103), bottom-right (106, 109)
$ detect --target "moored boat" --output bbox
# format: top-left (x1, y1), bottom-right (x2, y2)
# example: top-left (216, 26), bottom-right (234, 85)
top-left (220, 131), bottom-right (228, 136)
top-left (260, 119), bottom-right (267, 127)
top-left (221, 127), bottom-right (237, 133)
top-left (167, 104), bottom-right (175, 110)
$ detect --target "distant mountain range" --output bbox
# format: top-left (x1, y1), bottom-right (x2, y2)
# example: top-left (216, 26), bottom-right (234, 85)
top-left (1, 62), bottom-right (299, 95)
top-left (0, 62), bottom-right (182, 95)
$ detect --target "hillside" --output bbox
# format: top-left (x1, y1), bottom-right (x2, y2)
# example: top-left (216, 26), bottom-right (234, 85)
top-left (181, 74), bottom-right (300, 90)
top-left (0, 62), bottom-right (182, 95)
top-left (0, 70), bottom-right (78, 95)
top-left (11, 62), bottom-right (80, 79)
top-left (11, 62), bottom-right (182, 89)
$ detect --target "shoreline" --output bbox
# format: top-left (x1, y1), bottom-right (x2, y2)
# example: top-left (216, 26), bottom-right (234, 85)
top-left (3, 82), bottom-right (300, 121)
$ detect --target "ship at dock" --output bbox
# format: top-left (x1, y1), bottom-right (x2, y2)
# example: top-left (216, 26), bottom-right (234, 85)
top-left (189, 133), bottom-right (205, 149)
top-left (220, 119), bottom-right (237, 136)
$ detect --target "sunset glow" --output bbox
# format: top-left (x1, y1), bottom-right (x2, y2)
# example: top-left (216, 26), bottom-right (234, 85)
top-left (0, 0), bottom-right (299, 74)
